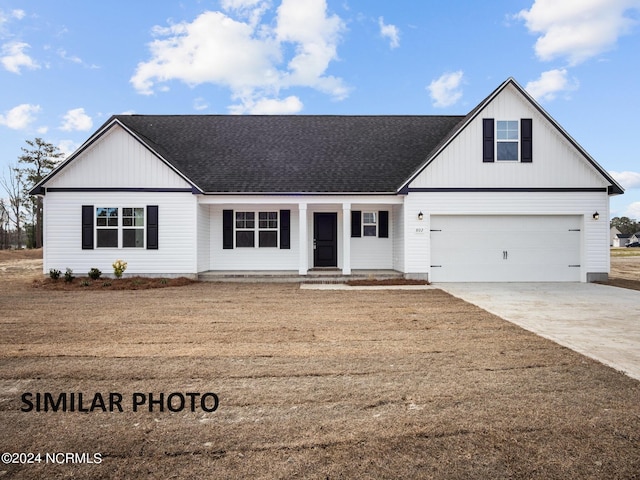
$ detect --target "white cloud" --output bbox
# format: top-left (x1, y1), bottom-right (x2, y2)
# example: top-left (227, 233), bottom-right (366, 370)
top-left (131, 0), bottom-right (348, 110)
top-left (193, 97), bottom-right (209, 111)
top-left (525, 68), bottom-right (579, 101)
top-left (378, 17), bottom-right (400, 49)
top-left (60, 108), bottom-right (93, 132)
top-left (1, 41), bottom-right (39, 73)
top-left (611, 171), bottom-right (640, 189)
top-left (229, 95), bottom-right (303, 114)
top-left (517, 0), bottom-right (640, 65)
top-left (427, 71), bottom-right (464, 108)
top-left (624, 202), bottom-right (640, 219)
top-left (0, 103), bottom-right (41, 129)
top-left (57, 140), bottom-right (80, 159)
top-left (0, 8), bottom-right (25, 26)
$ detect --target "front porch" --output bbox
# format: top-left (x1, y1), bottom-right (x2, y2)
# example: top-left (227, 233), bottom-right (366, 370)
top-left (198, 269), bottom-right (404, 283)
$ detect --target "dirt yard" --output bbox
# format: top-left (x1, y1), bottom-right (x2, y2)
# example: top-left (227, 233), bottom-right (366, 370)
top-left (1, 250), bottom-right (639, 479)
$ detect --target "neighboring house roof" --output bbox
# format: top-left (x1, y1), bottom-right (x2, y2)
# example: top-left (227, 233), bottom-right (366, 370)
top-left (31, 78), bottom-right (624, 196)
top-left (617, 234), bottom-right (632, 239)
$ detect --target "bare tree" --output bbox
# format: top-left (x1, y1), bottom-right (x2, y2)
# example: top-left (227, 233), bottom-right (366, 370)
top-left (0, 199), bottom-right (9, 249)
top-left (0, 165), bottom-right (25, 249)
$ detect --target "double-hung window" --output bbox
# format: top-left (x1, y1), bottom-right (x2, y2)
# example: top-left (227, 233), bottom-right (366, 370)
top-left (234, 211), bottom-right (278, 247)
top-left (96, 207), bottom-right (119, 247)
top-left (362, 212), bottom-right (377, 237)
top-left (235, 212), bottom-right (255, 247)
top-left (258, 212), bottom-right (278, 247)
top-left (496, 120), bottom-right (519, 161)
top-left (122, 208), bottom-right (145, 248)
top-left (95, 207), bottom-right (145, 248)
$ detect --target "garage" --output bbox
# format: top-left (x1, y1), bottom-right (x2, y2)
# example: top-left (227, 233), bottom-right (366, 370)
top-left (430, 215), bottom-right (582, 282)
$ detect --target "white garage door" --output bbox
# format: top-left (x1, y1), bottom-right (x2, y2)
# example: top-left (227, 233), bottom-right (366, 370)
top-left (430, 215), bottom-right (581, 282)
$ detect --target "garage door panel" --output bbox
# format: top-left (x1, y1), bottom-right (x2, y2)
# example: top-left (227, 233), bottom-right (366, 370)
top-left (430, 215), bottom-right (581, 282)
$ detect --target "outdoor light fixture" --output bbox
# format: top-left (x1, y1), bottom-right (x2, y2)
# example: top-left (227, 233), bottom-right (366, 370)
top-left (418, 211), bottom-right (424, 221)
top-left (593, 211), bottom-right (599, 220)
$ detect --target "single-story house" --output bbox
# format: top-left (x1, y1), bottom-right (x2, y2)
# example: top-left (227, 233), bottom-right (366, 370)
top-left (31, 78), bottom-right (623, 282)
top-left (610, 226), bottom-right (621, 246)
top-left (613, 233), bottom-right (632, 248)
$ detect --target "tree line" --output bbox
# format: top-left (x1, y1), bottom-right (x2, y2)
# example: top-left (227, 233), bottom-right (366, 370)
top-left (610, 216), bottom-right (640, 235)
top-left (0, 138), bottom-right (63, 249)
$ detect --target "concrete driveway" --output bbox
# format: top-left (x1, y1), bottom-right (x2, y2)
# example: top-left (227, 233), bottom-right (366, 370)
top-left (437, 283), bottom-right (640, 381)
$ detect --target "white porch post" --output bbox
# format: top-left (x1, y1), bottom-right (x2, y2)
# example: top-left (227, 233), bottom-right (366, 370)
top-left (342, 202), bottom-right (351, 275)
top-left (298, 204), bottom-right (308, 275)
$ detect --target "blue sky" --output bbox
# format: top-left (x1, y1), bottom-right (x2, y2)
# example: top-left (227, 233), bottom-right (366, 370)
top-left (1, 0), bottom-right (639, 219)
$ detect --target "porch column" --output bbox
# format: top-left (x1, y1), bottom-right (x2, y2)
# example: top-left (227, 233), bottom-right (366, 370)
top-left (298, 204), bottom-right (308, 275)
top-left (342, 203), bottom-right (351, 275)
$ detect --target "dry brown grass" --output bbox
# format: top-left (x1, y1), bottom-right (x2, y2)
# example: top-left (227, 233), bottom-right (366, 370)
top-left (0, 250), bottom-right (639, 479)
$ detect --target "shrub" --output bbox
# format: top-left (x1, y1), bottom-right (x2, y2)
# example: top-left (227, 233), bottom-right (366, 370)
top-left (49, 268), bottom-right (61, 281)
top-left (88, 268), bottom-right (102, 280)
top-left (64, 268), bottom-right (75, 283)
top-left (102, 281), bottom-right (112, 288)
top-left (112, 259), bottom-right (127, 279)
top-left (80, 280), bottom-right (91, 287)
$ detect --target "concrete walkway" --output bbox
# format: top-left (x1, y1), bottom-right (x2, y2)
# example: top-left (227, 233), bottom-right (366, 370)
top-left (437, 283), bottom-right (640, 381)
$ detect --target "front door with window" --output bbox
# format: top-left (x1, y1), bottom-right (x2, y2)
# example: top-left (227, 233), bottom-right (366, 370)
top-left (313, 213), bottom-right (337, 267)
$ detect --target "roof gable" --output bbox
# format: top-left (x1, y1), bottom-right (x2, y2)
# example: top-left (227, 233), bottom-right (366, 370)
top-left (113, 115), bottom-right (463, 193)
top-left (33, 78), bottom-right (622, 196)
top-left (402, 78), bottom-right (623, 195)
top-left (36, 123), bottom-right (193, 192)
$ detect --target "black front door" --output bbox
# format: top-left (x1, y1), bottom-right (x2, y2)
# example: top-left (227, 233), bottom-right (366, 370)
top-left (314, 213), bottom-right (337, 267)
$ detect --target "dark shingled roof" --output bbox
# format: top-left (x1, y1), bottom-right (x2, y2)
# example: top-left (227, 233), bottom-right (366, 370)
top-left (114, 115), bottom-right (465, 193)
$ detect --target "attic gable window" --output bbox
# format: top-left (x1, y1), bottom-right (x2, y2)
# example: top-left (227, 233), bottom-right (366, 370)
top-left (484, 118), bottom-right (532, 163)
top-left (496, 121), bottom-right (519, 161)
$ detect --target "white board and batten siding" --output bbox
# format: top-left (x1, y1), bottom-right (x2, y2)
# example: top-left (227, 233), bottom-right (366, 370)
top-left (409, 84), bottom-right (609, 190)
top-left (42, 123), bottom-right (199, 276)
top-left (403, 83), bottom-right (612, 282)
top-left (44, 125), bottom-right (192, 190)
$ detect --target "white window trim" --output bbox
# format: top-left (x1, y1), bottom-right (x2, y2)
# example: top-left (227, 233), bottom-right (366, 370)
top-left (362, 211), bottom-right (378, 237)
top-left (495, 120), bottom-right (520, 162)
top-left (234, 210), bottom-right (279, 248)
top-left (95, 206), bottom-right (146, 249)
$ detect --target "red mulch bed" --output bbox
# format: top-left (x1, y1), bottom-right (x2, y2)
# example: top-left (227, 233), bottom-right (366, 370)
top-left (346, 278), bottom-right (429, 286)
top-left (32, 276), bottom-right (197, 290)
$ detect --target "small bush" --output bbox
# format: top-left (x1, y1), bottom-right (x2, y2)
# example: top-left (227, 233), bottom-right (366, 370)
top-left (102, 281), bottom-right (112, 288)
top-left (49, 268), bottom-right (61, 281)
top-left (64, 268), bottom-right (75, 283)
top-left (88, 268), bottom-right (102, 280)
top-left (80, 280), bottom-right (91, 287)
top-left (112, 259), bottom-right (127, 279)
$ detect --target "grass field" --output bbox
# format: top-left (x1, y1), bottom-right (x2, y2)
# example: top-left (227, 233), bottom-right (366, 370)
top-left (1, 251), bottom-right (639, 478)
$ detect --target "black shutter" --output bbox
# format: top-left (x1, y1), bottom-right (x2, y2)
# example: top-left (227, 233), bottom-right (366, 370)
top-left (351, 211), bottom-right (361, 238)
top-left (280, 209), bottom-right (290, 249)
top-left (521, 118), bottom-right (532, 163)
top-left (147, 205), bottom-right (159, 249)
top-left (379, 211), bottom-right (389, 238)
top-left (483, 118), bottom-right (494, 163)
top-left (81, 205), bottom-right (94, 250)
top-left (223, 209), bottom-right (233, 249)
